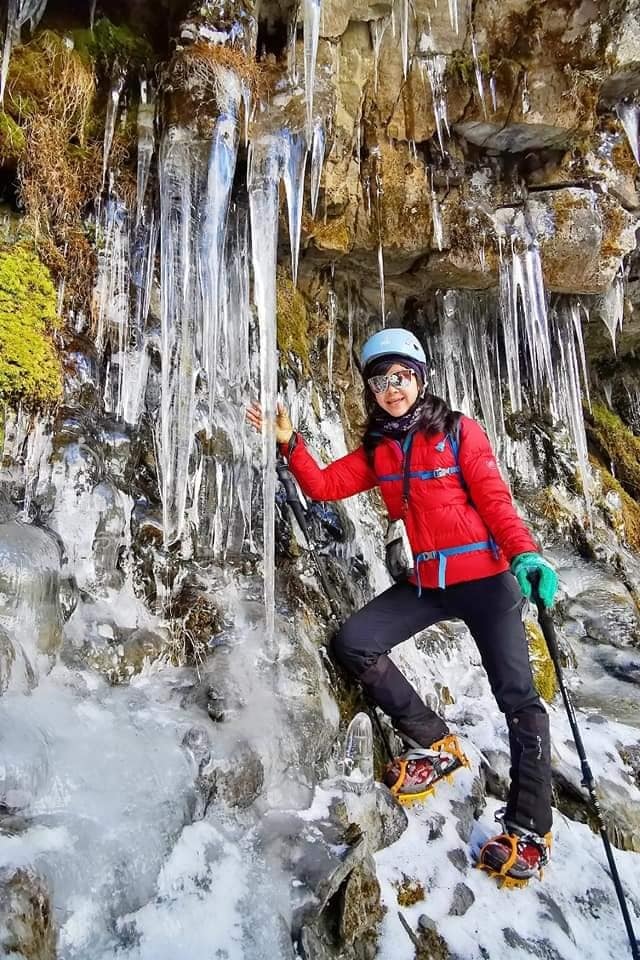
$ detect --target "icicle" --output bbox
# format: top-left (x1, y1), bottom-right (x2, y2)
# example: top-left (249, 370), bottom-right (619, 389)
top-left (465, 295), bottom-right (502, 454)
top-left (303, 0), bottom-right (321, 140)
top-left (439, 290), bottom-right (473, 413)
top-left (397, 0), bottom-right (410, 79)
top-left (310, 120), bottom-right (325, 217)
top-left (136, 79), bottom-right (155, 224)
top-left (56, 276), bottom-right (65, 316)
top-left (429, 169), bottom-right (443, 250)
top-left (521, 71), bottom-right (530, 116)
top-left (570, 300), bottom-right (591, 413)
top-left (21, 414), bottom-right (52, 521)
top-left (498, 240), bottom-right (521, 414)
top-left (347, 282), bottom-right (354, 377)
top-left (616, 100), bottom-right (640, 164)
top-left (603, 380), bottom-right (613, 407)
top-left (248, 135), bottom-right (284, 660)
top-left (377, 242), bottom-right (386, 325)
top-left (158, 129), bottom-right (206, 545)
top-left (420, 54), bottom-right (449, 156)
top-left (448, 0), bottom-right (459, 34)
top-left (498, 234), bottom-right (556, 416)
top-left (201, 96), bottom-right (240, 412)
top-left (552, 303), bottom-right (592, 523)
top-left (1, 0), bottom-right (48, 103)
top-left (0, 0), bottom-right (18, 104)
top-left (93, 196), bottom-right (130, 364)
top-left (600, 271), bottom-right (625, 353)
top-left (371, 18), bottom-right (389, 94)
top-left (282, 129), bottom-right (307, 285)
top-left (286, 15), bottom-right (298, 86)
top-left (327, 284), bottom-right (337, 390)
top-left (103, 74), bottom-right (125, 185)
top-left (342, 712), bottom-right (374, 794)
top-left (471, 34), bottom-right (487, 118)
top-left (489, 73), bottom-right (498, 112)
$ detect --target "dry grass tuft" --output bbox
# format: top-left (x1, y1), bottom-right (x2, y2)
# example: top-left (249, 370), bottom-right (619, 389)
top-left (5, 32), bottom-right (100, 304)
top-left (175, 40), bottom-right (267, 98)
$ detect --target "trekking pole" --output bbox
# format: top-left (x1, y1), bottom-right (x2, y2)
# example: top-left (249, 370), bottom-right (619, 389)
top-left (276, 459), bottom-right (396, 763)
top-left (531, 579), bottom-right (640, 960)
top-left (276, 459), bottom-right (341, 618)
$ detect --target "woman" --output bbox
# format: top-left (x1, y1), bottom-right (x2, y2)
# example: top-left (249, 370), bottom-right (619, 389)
top-left (247, 328), bottom-right (558, 885)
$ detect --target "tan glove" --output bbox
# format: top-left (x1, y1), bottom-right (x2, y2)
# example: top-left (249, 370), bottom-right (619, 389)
top-left (246, 401), bottom-right (294, 446)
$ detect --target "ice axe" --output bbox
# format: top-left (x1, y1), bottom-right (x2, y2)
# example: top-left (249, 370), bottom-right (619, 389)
top-left (531, 575), bottom-right (639, 960)
top-left (276, 458), bottom-right (396, 762)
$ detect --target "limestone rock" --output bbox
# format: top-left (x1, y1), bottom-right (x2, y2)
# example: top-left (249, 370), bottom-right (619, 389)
top-left (338, 855), bottom-right (383, 946)
top-left (330, 782), bottom-right (409, 852)
top-left (320, 0), bottom-right (392, 39)
top-left (564, 587), bottom-right (640, 648)
top-left (0, 868), bottom-right (55, 960)
top-left (526, 189), bottom-right (637, 293)
top-left (456, 60), bottom-right (599, 152)
top-left (525, 127), bottom-right (640, 211)
top-left (448, 881), bottom-right (475, 917)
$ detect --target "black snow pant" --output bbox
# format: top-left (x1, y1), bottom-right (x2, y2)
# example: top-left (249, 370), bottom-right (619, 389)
top-left (332, 571), bottom-right (552, 836)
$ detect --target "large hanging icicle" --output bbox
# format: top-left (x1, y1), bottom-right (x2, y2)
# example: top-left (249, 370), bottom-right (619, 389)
top-left (248, 133), bottom-right (285, 659)
top-left (438, 290), bottom-right (474, 414)
top-left (200, 89), bottom-right (241, 412)
top-left (600, 271), bottom-right (625, 353)
top-left (158, 130), bottom-right (206, 546)
top-left (551, 301), bottom-right (592, 521)
top-left (616, 100), bottom-right (640, 165)
top-left (498, 232), bottom-right (556, 416)
top-left (418, 52), bottom-right (450, 155)
top-left (102, 74), bottom-right (125, 185)
top-left (136, 79), bottom-right (156, 223)
top-left (282, 128), bottom-right (307, 285)
top-left (309, 120), bottom-right (325, 218)
top-left (303, 0), bottom-right (321, 140)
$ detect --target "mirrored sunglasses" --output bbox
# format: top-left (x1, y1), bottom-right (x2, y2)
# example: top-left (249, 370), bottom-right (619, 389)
top-left (367, 369), bottom-right (415, 394)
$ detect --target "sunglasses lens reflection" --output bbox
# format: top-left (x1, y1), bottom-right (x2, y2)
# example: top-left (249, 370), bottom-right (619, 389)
top-left (368, 370), bottom-right (413, 394)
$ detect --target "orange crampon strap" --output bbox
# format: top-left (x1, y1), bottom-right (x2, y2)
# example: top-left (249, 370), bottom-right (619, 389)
top-left (476, 831), bottom-right (552, 888)
top-left (388, 758), bottom-right (410, 798)
top-left (430, 734), bottom-right (470, 768)
top-left (477, 833), bottom-right (519, 877)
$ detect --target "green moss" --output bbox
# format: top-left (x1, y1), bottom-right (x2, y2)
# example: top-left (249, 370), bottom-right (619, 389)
top-left (0, 245), bottom-right (63, 408)
top-left (71, 18), bottom-right (153, 71)
top-left (526, 620), bottom-right (557, 703)
top-left (447, 49), bottom-right (491, 87)
top-left (586, 402), bottom-right (640, 502)
top-left (276, 270), bottom-right (310, 371)
top-left (0, 111), bottom-right (26, 164)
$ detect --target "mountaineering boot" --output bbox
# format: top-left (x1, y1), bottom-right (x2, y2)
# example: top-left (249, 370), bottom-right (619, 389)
top-left (383, 734), bottom-right (469, 805)
top-left (477, 810), bottom-right (552, 888)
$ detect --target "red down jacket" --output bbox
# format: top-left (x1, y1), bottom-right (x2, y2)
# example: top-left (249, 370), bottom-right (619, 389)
top-left (284, 415), bottom-right (538, 590)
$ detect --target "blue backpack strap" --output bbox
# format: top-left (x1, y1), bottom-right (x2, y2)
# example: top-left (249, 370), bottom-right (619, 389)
top-left (446, 417), bottom-right (465, 490)
top-left (401, 430), bottom-right (415, 511)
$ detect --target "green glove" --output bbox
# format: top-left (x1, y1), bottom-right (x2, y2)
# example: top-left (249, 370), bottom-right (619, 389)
top-left (511, 552), bottom-right (558, 608)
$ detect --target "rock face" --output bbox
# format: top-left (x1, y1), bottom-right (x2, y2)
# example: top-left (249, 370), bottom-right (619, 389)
top-left (0, 869), bottom-right (55, 960)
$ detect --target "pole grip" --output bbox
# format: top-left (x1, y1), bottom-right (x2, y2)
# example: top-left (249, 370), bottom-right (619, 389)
top-left (276, 461), bottom-right (310, 543)
top-left (529, 570), bottom-right (562, 663)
